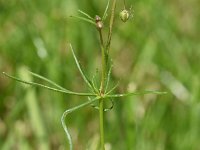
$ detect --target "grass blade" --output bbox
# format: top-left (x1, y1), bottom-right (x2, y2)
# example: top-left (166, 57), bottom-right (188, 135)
top-left (2, 72), bottom-right (96, 97)
top-left (61, 97), bottom-right (100, 150)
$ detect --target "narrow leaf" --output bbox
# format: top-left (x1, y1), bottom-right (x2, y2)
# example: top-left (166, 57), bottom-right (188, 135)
top-left (70, 15), bottom-right (95, 25)
top-left (105, 90), bottom-right (167, 98)
top-left (2, 72), bottom-right (95, 97)
top-left (91, 73), bottom-right (100, 94)
top-left (105, 64), bottom-right (113, 93)
top-left (28, 71), bottom-right (67, 91)
top-left (69, 44), bottom-right (95, 92)
top-left (61, 97), bottom-right (100, 150)
top-left (105, 81), bottom-right (119, 95)
top-left (78, 9), bottom-right (94, 20)
top-left (102, 0), bottom-right (110, 21)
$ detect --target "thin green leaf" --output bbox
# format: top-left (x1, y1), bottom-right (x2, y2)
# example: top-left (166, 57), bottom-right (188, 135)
top-left (91, 73), bottom-right (100, 94)
top-left (106, 0), bottom-right (116, 51)
top-left (78, 9), bottom-right (94, 20)
top-left (70, 15), bottom-right (95, 25)
top-left (2, 72), bottom-right (96, 97)
top-left (28, 71), bottom-right (67, 91)
top-left (61, 97), bottom-right (100, 150)
top-left (105, 81), bottom-right (119, 95)
top-left (105, 90), bottom-right (167, 98)
top-left (102, 0), bottom-right (110, 21)
top-left (69, 44), bottom-right (95, 92)
top-left (105, 64), bottom-right (113, 93)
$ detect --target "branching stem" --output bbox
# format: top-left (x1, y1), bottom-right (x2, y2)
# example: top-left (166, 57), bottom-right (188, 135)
top-left (99, 1), bottom-right (116, 149)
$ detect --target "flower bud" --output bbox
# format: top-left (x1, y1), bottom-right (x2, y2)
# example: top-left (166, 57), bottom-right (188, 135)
top-left (95, 15), bottom-right (103, 30)
top-left (119, 9), bottom-right (130, 22)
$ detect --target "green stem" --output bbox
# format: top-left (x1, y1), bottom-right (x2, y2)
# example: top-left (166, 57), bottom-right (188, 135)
top-left (100, 48), bottom-right (106, 92)
top-left (98, 26), bottom-right (106, 150)
top-left (98, 1), bottom-right (117, 149)
top-left (99, 30), bottom-right (106, 94)
top-left (99, 98), bottom-right (105, 150)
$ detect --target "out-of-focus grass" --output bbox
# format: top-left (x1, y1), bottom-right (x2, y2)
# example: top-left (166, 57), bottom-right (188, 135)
top-left (0, 0), bottom-right (200, 149)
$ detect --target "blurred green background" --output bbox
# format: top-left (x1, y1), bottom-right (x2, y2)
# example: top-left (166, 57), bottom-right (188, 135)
top-left (0, 0), bottom-right (200, 149)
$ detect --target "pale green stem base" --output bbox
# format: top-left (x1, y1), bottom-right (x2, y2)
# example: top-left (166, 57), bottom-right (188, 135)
top-left (99, 98), bottom-right (105, 150)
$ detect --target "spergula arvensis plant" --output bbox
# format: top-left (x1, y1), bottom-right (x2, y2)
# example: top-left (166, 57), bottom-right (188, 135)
top-left (2, 1), bottom-right (166, 150)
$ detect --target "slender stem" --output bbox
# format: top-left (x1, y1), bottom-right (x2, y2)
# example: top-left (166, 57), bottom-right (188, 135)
top-left (123, 0), bottom-right (126, 9)
top-left (100, 48), bottom-right (106, 93)
top-left (99, 98), bottom-right (105, 150)
top-left (99, 30), bottom-right (106, 94)
top-left (98, 26), bottom-right (106, 150)
top-left (99, 29), bottom-right (104, 47)
top-left (98, 1), bottom-right (116, 149)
